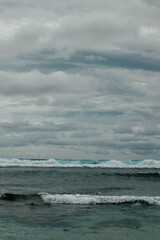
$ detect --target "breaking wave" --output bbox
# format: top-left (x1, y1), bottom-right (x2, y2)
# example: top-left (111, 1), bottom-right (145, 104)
top-left (0, 158), bottom-right (160, 168)
top-left (39, 193), bottom-right (160, 206)
top-left (1, 190), bottom-right (160, 206)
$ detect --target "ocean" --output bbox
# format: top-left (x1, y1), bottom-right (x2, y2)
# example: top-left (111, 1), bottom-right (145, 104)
top-left (0, 158), bottom-right (160, 240)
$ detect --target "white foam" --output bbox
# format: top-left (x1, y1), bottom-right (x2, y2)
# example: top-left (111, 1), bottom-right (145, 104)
top-left (0, 189), bottom-right (7, 198)
top-left (0, 158), bottom-right (160, 168)
top-left (39, 193), bottom-right (160, 205)
top-left (0, 158), bottom-right (58, 167)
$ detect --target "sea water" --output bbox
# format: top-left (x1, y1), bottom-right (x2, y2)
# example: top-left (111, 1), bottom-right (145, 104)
top-left (0, 158), bottom-right (160, 240)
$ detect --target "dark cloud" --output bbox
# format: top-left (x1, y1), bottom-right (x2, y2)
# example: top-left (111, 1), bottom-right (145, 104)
top-left (0, 120), bottom-right (76, 133)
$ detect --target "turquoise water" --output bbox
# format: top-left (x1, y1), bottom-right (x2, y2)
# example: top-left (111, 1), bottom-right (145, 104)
top-left (0, 159), bottom-right (160, 239)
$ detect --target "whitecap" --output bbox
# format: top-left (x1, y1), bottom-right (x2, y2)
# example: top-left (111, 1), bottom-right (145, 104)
top-left (39, 193), bottom-right (160, 205)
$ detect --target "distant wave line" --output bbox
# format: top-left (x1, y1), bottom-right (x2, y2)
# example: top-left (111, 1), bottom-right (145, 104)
top-left (0, 158), bottom-right (160, 168)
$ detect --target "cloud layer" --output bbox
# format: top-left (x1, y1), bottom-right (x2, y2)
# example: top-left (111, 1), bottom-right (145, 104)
top-left (0, 0), bottom-right (160, 159)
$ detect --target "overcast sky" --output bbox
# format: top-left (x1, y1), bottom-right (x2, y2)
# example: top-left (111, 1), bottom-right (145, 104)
top-left (0, 0), bottom-right (160, 159)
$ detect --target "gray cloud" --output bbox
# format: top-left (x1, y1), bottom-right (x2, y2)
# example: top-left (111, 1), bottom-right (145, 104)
top-left (0, 0), bottom-right (160, 60)
top-left (0, 0), bottom-right (160, 159)
top-left (0, 70), bottom-right (96, 96)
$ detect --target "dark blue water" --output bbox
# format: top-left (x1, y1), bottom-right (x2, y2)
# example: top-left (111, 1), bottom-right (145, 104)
top-left (0, 159), bottom-right (160, 239)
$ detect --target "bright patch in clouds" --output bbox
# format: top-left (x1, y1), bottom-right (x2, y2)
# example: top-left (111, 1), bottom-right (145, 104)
top-left (140, 26), bottom-right (160, 36)
top-left (0, 20), bottom-right (20, 39)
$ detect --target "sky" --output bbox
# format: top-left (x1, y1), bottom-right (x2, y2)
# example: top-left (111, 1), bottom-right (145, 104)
top-left (0, 0), bottom-right (160, 160)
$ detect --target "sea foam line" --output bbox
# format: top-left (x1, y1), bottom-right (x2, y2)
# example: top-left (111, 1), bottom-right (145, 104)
top-left (39, 193), bottom-right (160, 205)
top-left (0, 158), bottom-right (160, 168)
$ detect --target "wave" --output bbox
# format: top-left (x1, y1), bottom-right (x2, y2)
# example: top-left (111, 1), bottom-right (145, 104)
top-left (1, 190), bottom-right (160, 206)
top-left (109, 172), bottom-right (160, 178)
top-left (39, 193), bottom-right (160, 206)
top-left (0, 190), bottom-right (36, 201)
top-left (0, 158), bottom-right (160, 168)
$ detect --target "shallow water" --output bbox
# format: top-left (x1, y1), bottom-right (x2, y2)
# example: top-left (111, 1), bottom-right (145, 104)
top-left (0, 159), bottom-right (160, 239)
